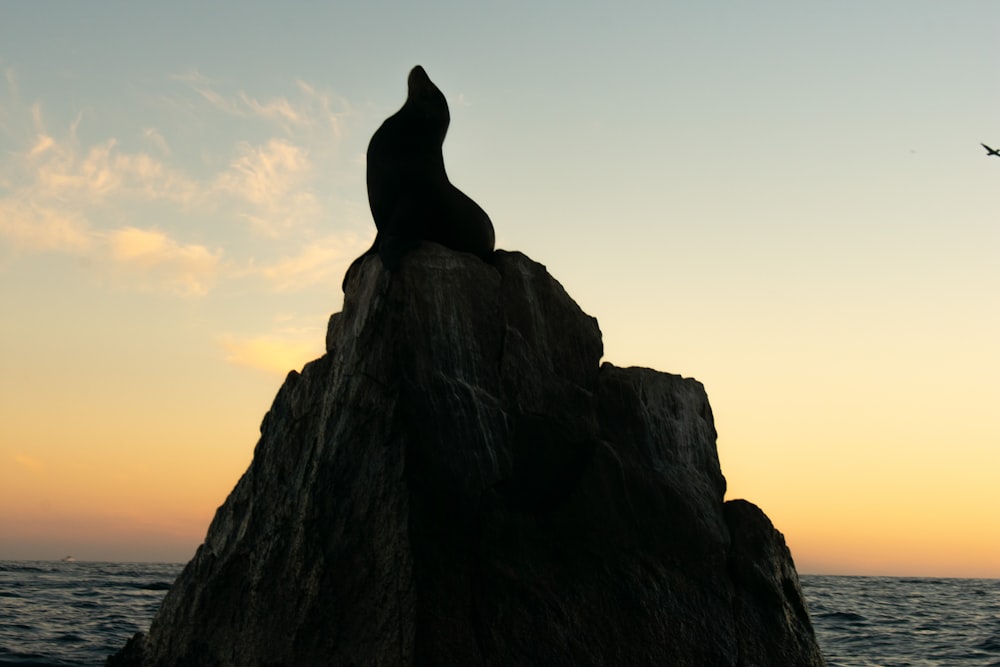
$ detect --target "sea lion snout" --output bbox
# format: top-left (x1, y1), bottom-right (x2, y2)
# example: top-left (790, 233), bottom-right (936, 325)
top-left (408, 65), bottom-right (429, 88)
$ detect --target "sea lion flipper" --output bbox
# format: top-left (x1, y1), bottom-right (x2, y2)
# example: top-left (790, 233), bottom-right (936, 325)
top-left (341, 236), bottom-right (380, 291)
top-left (339, 231), bottom-right (421, 292)
top-left (378, 233), bottom-right (422, 272)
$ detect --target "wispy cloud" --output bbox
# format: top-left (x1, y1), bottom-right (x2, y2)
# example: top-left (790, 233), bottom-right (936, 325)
top-left (0, 102), bottom-right (214, 296)
top-left (294, 80), bottom-right (346, 137)
top-left (13, 455), bottom-right (46, 474)
top-left (214, 138), bottom-right (319, 236)
top-left (143, 127), bottom-right (171, 156)
top-left (216, 138), bottom-right (310, 204)
top-left (102, 227), bottom-right (222, 296)
top-left (0, 199), bottom-right (93, 252)
top-left (238, 92), bottom-right (303, 125)
top-left (1, 70), bottom-right (366, 299)
top-left (16, 102), bottom-right (200, 207)
top-left (219, 333), bottom-right (323, 375)
top-left (0, 197), bottom-right (222, 295)
top-left (28, 133), bottom-right (54, 156)
top-left (163, 71), bottom-right (351, 237)
top-left (169, 70), bottom-right (347, 136)
top-left (0, 64), bottom-right (21, 137)
top-left (3, 64), bottom-right (17, 97)
top-left (255, 233), bottom-right (370, 291)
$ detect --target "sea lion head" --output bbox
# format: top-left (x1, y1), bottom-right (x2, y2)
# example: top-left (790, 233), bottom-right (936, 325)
top-left (405, 65), bottom-right (450, 141)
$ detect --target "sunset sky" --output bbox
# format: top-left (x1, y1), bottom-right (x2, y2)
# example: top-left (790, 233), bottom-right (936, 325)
top-left (1, 2), bottom-right (997, 577)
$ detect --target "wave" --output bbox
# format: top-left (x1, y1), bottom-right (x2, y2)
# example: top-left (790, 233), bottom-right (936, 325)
top-left (818, 610), bottom-right (867, 623)
top-left (976, 635), bottom-right (1000, 653)
top-left (136, 581), bottom-right (172, 591)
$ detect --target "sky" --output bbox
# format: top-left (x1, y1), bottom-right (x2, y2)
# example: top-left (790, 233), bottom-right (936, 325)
top-left (0, 2), bottom-right (997, 577)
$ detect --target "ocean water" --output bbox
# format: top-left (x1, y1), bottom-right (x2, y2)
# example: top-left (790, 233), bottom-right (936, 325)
top-left (0, 561), bottom-right (183, 667)
top-left (802, 575), bottom-right (1000, 667)
top-left (0, 561), bottom-right (997, 666)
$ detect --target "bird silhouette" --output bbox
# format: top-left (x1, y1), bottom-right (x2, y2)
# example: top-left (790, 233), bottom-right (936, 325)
top-left (981, 143), bottom-right (1000, 157)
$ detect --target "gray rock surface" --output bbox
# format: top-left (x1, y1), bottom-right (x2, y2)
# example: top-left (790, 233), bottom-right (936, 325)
top-left (110, 244), bottom-right (825, 666)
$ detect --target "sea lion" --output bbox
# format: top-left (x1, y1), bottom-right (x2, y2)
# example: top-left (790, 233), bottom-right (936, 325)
top-left (342, 66), bottom-right (495, 289)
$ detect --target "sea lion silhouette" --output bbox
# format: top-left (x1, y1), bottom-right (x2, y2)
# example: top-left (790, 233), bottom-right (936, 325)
top-left (342, 66), bottom-right (495, 289)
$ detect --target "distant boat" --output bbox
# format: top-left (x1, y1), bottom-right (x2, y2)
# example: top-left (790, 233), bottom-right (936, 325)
top-left (60, 556), bottom-right (76, 562)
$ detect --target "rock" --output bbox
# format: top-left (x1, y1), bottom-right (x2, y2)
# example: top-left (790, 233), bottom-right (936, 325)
top-left (110, 244), bottom-right (825, 666)
top-left (726, 499), bottom-right (827, 666)
top-left (107, 632), bottom-right (146, 667)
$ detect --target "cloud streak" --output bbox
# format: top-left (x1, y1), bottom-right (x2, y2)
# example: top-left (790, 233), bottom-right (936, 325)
top-left (0, 70), bottom-right (365, 298)
top-left (143, 128), bottom-right (171, 156)
top-left (219, 333), bottom-right (323, 376)
top-left (255, 233), bottom-right (370, 291)
top-left (103, 227), bottom-right (222, 296)
top-left (168, 70), bottom-right (347, 136)
top-left (13, 455), bottom-right (47, 474)
top-left (0, 200), bottom-right (93, 252)
top-left (214, 138), bottom-right (320, 236)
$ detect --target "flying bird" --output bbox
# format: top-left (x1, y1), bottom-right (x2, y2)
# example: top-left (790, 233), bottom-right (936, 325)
top-left (981, 143), bottom-right (1000, 157)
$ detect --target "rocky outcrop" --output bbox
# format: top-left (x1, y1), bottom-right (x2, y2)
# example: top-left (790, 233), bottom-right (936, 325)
top-left (111, 244), bottom-right (825, 666)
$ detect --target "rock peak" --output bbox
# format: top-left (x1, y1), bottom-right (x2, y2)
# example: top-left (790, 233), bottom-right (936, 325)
top-left (111, 244), bottom-right (824, 666)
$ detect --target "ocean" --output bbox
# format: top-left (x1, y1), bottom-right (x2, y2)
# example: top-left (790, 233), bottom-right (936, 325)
top-left (0, 561), bottom-right (997, 666)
